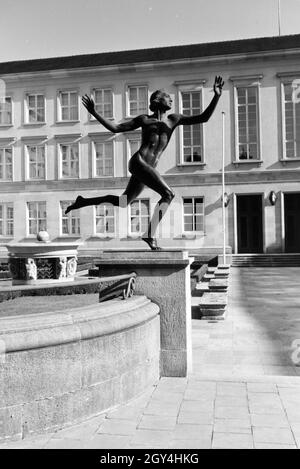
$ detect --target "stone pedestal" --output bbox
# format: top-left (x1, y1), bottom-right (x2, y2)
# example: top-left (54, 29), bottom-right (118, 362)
top-left (96, 250), bottom-right (193, 377)
top-left (198, 292), bottom-right (227, 320)
top-left (209, 278), bottom-right (228, 292)
top-left (6, 242), bottom-right (81, 285)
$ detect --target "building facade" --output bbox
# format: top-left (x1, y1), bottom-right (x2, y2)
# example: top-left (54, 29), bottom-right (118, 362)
top-left (0, 34), bottom-right (300, 257)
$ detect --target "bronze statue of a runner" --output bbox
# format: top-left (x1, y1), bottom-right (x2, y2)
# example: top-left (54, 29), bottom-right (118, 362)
top-left (65, 76), bottom-right (224, 250)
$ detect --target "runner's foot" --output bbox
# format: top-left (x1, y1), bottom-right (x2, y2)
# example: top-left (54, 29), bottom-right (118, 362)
top-left (142, 237), bottom-right (162, 251)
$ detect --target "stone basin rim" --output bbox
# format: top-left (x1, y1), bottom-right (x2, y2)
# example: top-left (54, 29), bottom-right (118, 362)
top-left (0, 295), bottom-right (159, 353)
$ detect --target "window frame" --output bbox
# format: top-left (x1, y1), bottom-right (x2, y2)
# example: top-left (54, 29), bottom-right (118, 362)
top-left (0, 144), bottom-right (13, 181)
top-left (278, 72), bottom-right (300, 161)
top-left (0, 96), bottom-right (13, 127)
top-left (56, 89), bottom-right (80, 123)
top-left (90, 87), bottom-right (114, 120)
top-left (57, 139), bottom-right (81, 179)
top-left (59, 200), bottom-right (81, 237)
top-left (129, 198), bottom-right (151, 236)
top-left (25, 143), bottom-right (47, 181)
top-left (230, 74), bottom-right (263, 164)
top-left (126, 84), bottom-right (149, 117)
top-left (93, 203), bottom-right (116, 237)
top-left (24, 92), bottom-right (46, 124)
top-left (91, 135), bottom-right (115, 178)
top-left (173, 80), bottom-right (206, 166)
top-left (0, 202), bottom-right (14, 237)
top-left (26, 201), bottom-right (47, 237)
top-left (182, 196), bottom-right (205, 234)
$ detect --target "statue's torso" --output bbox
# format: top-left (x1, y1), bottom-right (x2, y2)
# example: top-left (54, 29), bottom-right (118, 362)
top-left (138, 115), bottom-right (177, 166)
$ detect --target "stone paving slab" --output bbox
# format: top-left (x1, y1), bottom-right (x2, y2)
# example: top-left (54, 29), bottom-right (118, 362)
top-left (1, 374), bottom-right (300, 449)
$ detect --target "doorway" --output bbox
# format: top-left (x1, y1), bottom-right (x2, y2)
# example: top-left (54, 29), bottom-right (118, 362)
top-left (284, 193), bottom-right (300, 253)
top-left (237, 194), bottom-right (263, 253)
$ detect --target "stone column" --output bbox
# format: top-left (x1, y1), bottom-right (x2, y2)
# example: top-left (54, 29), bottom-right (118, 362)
top-left (96, 250), bottom-right (193, 377)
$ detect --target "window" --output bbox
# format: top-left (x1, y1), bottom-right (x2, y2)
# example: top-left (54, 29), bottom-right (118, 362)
top-left (183, 197), bottom-right (204, 232)
top-left (58, 91), bottom-right (78, 121)
top-left (0, 147), bottom-right (13, 180)
top-left (26, 94), bottom-right (45, 123)
top-left (60, 143), bottom-right (79, 178)
top-left (283, 81), bottom-right (300, 158)
top-left (128, 85), bottom-right (148, 115)
top-left (181, 91), bottom-right (203, 163)
top-left (93, 141), bottom-right (113, 177)
top-left (27, 202), bottom-right (47, 235)
top-left (27, 145), bottom-right (46, 179)
top-left (236, 86), bottom-right (259, 160)
top-left (95, 204), bottom-right (115, 235)
top-left (60, 201), bottom-right (80, 236)
top-left (0, 203), bottom-right (13, 236)
top-left (92, 88), bottom-right (113, 118)
top-left (0, 97), bottom-right (12, 125)
top-left (130, 199), bottom-right (150, 234)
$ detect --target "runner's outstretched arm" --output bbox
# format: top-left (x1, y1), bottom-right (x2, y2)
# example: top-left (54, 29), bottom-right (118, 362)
top-left (82, 94), bottom-right (142, 133)
top-left (174, 76), bottom-right (224, 126)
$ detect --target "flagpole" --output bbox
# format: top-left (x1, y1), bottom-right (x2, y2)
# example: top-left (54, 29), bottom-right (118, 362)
top-left (222, 111), bottom-right (226, 264)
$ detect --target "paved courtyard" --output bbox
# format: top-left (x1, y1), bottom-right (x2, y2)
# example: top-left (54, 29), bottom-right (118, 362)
top-left (1, 267), bottom-right (300, 449)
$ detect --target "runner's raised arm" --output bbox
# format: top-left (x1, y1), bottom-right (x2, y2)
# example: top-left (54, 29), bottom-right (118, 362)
top-left (82, 94), bottom-right (142, 133)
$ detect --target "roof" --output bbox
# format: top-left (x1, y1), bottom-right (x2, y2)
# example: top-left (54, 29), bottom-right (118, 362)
top-left (0, 34), bottom-right (300, 75)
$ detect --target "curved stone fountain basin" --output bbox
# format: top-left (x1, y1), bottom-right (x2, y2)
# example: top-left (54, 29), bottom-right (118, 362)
top-left (0, 295), bottom-right (160, 440)
top-left (6, 242), bottom-right (82, 285)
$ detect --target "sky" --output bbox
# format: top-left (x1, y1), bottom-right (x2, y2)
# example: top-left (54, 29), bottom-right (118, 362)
top-left (0, 0), bottom-right (299, 62)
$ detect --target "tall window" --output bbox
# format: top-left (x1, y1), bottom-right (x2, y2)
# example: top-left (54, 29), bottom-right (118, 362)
top-left (0, 203), bottom-right (13, 236)
top-left (60, 201), bottom-right (80, 236)
top-left (27, 202), bottom-right (47, 235)
top-left (94, 141), bottom-right (113, 177)
top-left (95, 204), bottom-right (115, 235)
top-left (130, 199), bottom-right (150, 234)
top-left (183, 197), bottom-right (204, 232)
top-left (27, 145), bottom-right (46, 179)
top-left (283, 82), bottom-right (300, 158)
top-left (60, 143), bottom-right (79, 178)
top-left (58, 91), bottom-right (78, 121)
top-left (0, 147), bottom-right (13, 180)
top-left (26, 94), bottom-right (45, 123)
top-left (181, 91), bottom-right (203, 163)
top-left (0, 97), bottom-right (12, 125)
top-left (236, 86), bottom-right (259, 160)
top-left (93, 88), bottom-right (113, 118)
top-left (128, 86), bottom-right (148, 115)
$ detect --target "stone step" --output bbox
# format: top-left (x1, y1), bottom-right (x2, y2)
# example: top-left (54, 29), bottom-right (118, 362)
top-left (202, 273), bottom-right (215, 282)
top-left (207, 267), bottom-right (217, 274)
top-left (214, 270), bottom-right (229, 278)
top-left (192, 282), bottom-right (210, 297)
top-left (217, 264), bottom-right (231, 270)
top-left (231, 255), bottom-right (300, 267)
top-left (209, 279), bottom-right (228, 292)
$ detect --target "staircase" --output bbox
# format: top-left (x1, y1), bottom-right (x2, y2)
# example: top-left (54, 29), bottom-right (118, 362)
top-left (231, 254), bottom-right (300, 267)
